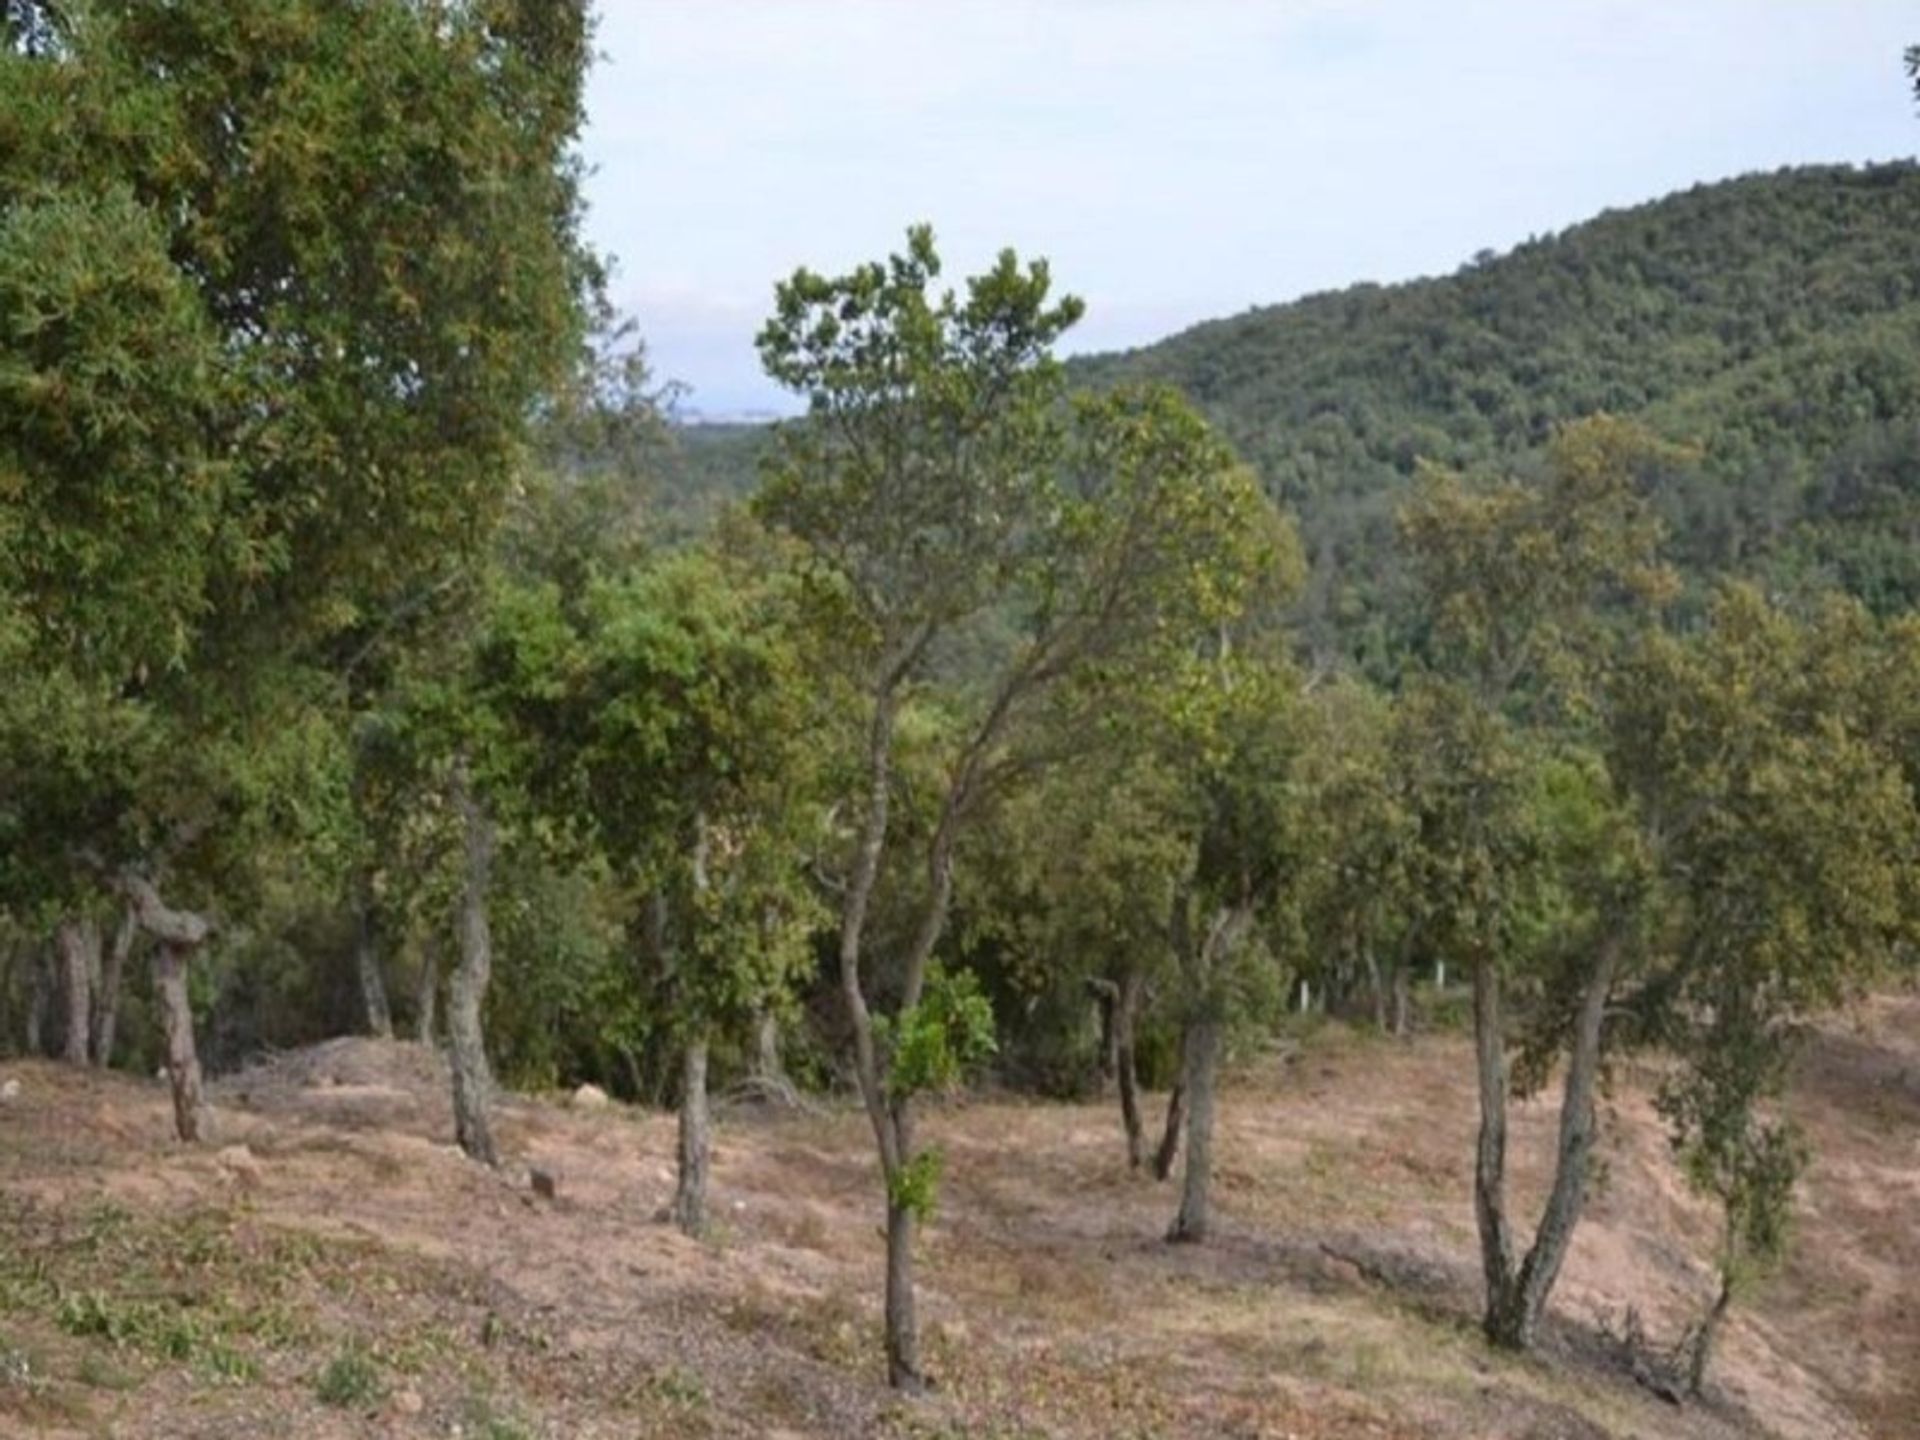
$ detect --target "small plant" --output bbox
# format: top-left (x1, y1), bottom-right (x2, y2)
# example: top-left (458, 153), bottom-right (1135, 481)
top-left (462, 1390), bottom-right (533, 1440)
top-left (643, 1363), bottom-right (708, 1409)
top-left (314, 1342), bottom-right (385, 1408)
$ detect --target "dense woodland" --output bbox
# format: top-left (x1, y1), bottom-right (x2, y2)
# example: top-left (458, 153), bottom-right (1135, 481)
top-left (3, 0), bottom-right (1919, 1414)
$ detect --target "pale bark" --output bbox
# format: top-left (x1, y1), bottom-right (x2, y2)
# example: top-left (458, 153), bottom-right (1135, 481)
top-left (56, 917), bottom-right (98, 1065)
top-left (751, 1009), bottom-right (785, 1089)
top-left (1477, 936), bottom-right (1622, 1350)
top-left (1363, 940), bottom-right (1387, 1033)
top-left (115, 869), bottom-right (213, 1144)
top-left (1472, 956), bottom-right (1516, 1318)
top-left (884, 1198), bottom-right (922, 1387)
top-left (671, 1036), bottom-right (712, 1237)
top-left (1165, 902), bottom-right (1250, 1238)
top-left (153, 943), bottom-right (212, 1142)
top-left (354, 874), bottom-right (394, 1040)
top-left (1166, 1016), bottom-right (1220, 1242)
top-left (91, 904), bottom-right (137, 1065)
top-left (448, 767), bottom-right (499, 1167)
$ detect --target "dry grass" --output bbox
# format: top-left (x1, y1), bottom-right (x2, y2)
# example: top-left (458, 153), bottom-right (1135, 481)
top-left (0, 996), bottom-right (1913, 1437)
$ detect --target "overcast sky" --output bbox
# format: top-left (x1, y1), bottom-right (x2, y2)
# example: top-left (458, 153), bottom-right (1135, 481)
top-left (579, 1), bottom-right (1919, 417)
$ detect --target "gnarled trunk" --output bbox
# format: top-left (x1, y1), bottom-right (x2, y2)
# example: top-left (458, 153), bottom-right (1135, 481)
top-left (671, 1036), bottom-right (711, 1237)
top-left (449, 768), bottom-right (499, 1167)
top-left (153, 942), bottom-right (212, 1142)
top-left (55, 917), bottom-right (98, 1065)
top-left (91, 905), bottom-right (136, 1066)
top-left (115, 870), bottom-right (213, 1144)
top-left (1166, 1015), bottom-right (1220, 1242)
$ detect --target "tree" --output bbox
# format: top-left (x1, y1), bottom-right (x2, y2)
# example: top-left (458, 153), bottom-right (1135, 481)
top-left (0, 0), bottom-right (598, 1138)
top-left (1398, 416), bottom-right (1676, 1349)
top-left (756, 227), bottom-right (1280, 1388)
top-left (560, 545), bottom-right (822, 1237)
top-left (1156, 645), bottom-right (1307, 1243)
top-left (1607, 587), bottom-right (1914, 1392)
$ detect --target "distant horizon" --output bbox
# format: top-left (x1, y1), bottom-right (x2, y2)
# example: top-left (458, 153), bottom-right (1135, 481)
top-left (581, 2), bottom-right (1920, 416)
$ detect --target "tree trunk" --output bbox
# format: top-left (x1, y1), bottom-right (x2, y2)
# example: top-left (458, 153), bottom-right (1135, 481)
top-left (1687, 1266), bottom-right (1736, 1396)
top-left (884, 1196), bottom-right (924, 1391)
top-left (671, 1036), bottom-right (711, 1237)
top-left (1167, 1016), bottom-right (1220, 1242)
top-left (91, 904), bottom-right (136, 1066)
top-left (1363, 941), bottom-right (1387, 1033)
top-left (752, 1008), bottom-right (782, 1084)
top-left (1472, 956), bottom-right (1519, 1338)
top-left (1390, 959), bottom-right (1411, 1038)
top-left (1152, 1071), bottom-right (1187, 1181)
top-left (1115, 969), bottom-right (1145, 1169)
top-left (415, 935), bottom-right (439, 1044)
top-left (1088, 977), bottom-right (1119, 1086)
top-left (24, 943), bottom-right (48, 1055)
top-left (354, 875), bottom-right (393, 1040)
top-left (449, 767), bottom-right (499, 1167)
top-left (153, 943), bottom-right (212, 1143)
top-left (1479, 938), bottom-right (1620, 1351)
top-left (56, 917), bottom-right (98, 1065)
top-left (114, 869), bottom-right (213, 1144)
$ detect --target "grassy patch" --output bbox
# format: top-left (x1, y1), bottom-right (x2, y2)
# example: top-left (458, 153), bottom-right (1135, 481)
top-left (314, 1341), bottom-right (386, 1407)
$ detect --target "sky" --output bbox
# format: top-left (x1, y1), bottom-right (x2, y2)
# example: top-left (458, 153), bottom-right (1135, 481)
top-left (579, 1), bottom-right (1920, 418)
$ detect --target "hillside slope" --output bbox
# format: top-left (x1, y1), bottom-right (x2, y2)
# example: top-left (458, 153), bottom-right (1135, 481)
top-left (0, 996), bottom-right (1914, 1438)
top-left (1073, 162), bottom-right (1920, 656)
top-left (667, 165), bottom-right (1920, 661)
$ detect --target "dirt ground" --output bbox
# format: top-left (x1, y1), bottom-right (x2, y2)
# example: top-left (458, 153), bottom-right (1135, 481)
top-left (0, 993), bottom-right (1914, 1439)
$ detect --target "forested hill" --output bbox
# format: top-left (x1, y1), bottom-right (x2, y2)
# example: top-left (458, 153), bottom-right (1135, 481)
top-left (1069, 161), bottom-right (1920, 660)
top-left (666, 162), bottom-right (1920, 661)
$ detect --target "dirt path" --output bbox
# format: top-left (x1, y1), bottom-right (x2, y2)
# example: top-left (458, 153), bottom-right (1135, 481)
top-left (0, 997), bottom-right (1914, 1438)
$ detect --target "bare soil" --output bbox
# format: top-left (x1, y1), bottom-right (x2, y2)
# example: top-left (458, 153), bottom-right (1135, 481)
top-left (0, 993), bottom-right (1914, 1438)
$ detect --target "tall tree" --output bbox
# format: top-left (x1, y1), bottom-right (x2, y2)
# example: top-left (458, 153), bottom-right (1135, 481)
top-left (0, 0), bottom-right (598, 1137)
top-left (757, 227), bottom-right (1280, 1388)
top-left (1399, 416), bottom-right (1676, 1349)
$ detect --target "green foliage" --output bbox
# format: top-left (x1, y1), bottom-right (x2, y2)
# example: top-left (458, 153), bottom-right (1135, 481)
top-left (694, 166), bottom-right (1920, 657)
top-left (882, 967), bottom-right (998, 1101)
top-left (313, 1342), bottom-right (386, 1409)
top-left (886, 1149), bottom-right (948, 1224)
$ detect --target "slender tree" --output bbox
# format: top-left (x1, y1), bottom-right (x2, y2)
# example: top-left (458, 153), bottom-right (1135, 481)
top-left (757, 227), bottom-right (1280, 1387)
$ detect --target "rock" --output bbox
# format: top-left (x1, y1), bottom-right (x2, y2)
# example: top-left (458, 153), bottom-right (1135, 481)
top-left (215, 1143), bottom-right (263, 1190)
top-left (0, 1078), bottom-right (19, 1105)
top-left (392, 1388), bottom-right (424, 1417)
top-left (530, 1167), bottom-right (558, 1201)
top-left (570, 1083), bottom-right (610, 1110)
